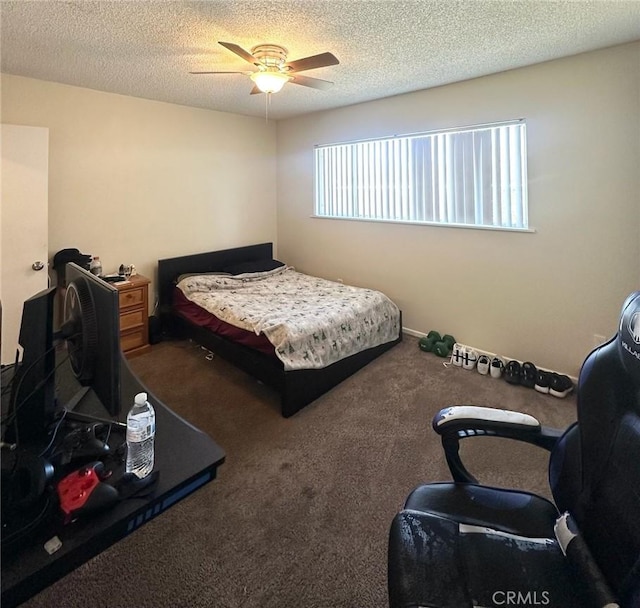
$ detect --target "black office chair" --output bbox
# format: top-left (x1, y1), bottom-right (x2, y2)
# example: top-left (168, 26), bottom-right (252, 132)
top-left (388, 292), bottom-right (640, 608)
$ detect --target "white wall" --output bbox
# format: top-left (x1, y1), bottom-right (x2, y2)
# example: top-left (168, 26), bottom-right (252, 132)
top-left (0, 124), bottom-right (49, 364)
top-left (0, 75), bottom-right (278, 309)
top-left (276, 43), bottom-right (640, 376)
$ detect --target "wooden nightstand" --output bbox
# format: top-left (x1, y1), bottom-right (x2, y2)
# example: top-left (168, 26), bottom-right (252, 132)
top-left (113, 274), bottom-right (151, 357)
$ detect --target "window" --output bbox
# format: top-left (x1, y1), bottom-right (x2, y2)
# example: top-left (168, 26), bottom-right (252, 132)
top-left (314, 120), bottom-right (529, 230)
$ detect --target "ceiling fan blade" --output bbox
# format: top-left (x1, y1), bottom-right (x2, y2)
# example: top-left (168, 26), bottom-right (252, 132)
top-left (290, 74), bottom-right (334, 90)
top-left (249, 85), bottom-right (263, 95)
top-left (218, 41), bottom-right (259, 65)
top-left (190, 71), bottom-right (253, 75)
top-left (284, 52), bottom-right (339, 73)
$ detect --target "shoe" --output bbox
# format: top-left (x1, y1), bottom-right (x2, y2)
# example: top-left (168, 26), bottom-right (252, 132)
top-left (451, 343), bottom-right (464, 367)
top-left (477, 354), bottom-right (491, 375)
top-left (521, 362), bottom-right (537, 388)
top-left (549, 374), bottom-right (574, 398)
top-left (534, 370), bottom-right (551, 394)
top-left (504, 360), bottom-right (521, 384)
top-left (490, 357), bottom-right (504, 378)
top-left (462, 348), bottom-right (478, 370)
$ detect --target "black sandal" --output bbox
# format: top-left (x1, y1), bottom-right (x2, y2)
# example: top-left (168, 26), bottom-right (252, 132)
top-left (521, 361), bottom-right (537, 388)
top-left (504, 360), bottom-right (521, 385)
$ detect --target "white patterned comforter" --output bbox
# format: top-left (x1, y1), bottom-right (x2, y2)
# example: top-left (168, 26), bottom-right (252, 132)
top-left (176, 266), bottom-right (401, 371)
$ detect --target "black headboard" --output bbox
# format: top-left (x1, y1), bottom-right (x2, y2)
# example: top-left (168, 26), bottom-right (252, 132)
top-left (157, 242), bottom-right (273, 315)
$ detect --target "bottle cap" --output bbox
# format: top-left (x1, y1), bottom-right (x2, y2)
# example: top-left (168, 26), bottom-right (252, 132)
top-left (134, 392), bottom-right (147, 405)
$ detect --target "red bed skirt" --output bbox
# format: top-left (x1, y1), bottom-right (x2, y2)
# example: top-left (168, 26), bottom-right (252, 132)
top-left (173, 287), bottom-right (277, 358)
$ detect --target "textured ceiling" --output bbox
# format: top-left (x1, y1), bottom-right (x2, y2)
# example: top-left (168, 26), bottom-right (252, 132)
top-left (2, 1), bottom-right (640, 121)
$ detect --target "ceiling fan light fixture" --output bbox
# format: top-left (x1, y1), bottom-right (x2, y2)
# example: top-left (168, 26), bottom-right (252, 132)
top-left (250, 71), bottom-right (290, 94)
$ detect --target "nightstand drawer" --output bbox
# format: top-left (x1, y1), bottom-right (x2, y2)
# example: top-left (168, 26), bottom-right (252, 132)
top-left (114, 274), bottom-right (150, 358)
top-left (119, 286), bottom-right (145, 310)
top-left (121, 328), bottom-right (146, 352)
top-left (120, 309), bottom-right (145, 332)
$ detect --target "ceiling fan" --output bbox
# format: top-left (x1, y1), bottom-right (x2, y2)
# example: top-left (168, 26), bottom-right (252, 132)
top-left (191, 41), bottom-right (339, 95)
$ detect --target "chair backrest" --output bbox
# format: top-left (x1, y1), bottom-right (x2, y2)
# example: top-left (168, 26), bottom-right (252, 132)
top-left (552, 291), bottom-right (640, 604)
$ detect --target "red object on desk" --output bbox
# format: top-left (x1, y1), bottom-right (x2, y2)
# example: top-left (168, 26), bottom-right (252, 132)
top-left (57, 462), bottom-right (118, 523)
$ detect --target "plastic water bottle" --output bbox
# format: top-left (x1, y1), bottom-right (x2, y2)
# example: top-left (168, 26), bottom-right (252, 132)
top-left (125, 392), bottom-right (156, 479)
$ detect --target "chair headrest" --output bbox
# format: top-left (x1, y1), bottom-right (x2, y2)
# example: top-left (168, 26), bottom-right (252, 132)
top-left (618, 291), bottom-right (640, 386)
top-left (52, 248), bottom-right (92, 270)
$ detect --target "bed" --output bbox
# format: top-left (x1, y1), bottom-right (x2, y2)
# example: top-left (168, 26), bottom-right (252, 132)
top-left (157, 243), bottom-right (403, 417)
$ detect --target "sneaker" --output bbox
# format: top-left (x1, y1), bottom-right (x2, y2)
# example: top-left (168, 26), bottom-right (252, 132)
top-left (504, 360), bottom-right (521, 384)
top-left (462, 348), bottom-right (478, 370)
top-left (490, 357), bottom-right (504, 378)
top-left (451, 343), bottom-right (464, 367)
top-left (534, 370), bottom-right (551, 394)
top-left (521, 362), bottom-right (537, 389)
top-left (549, 374), bottom-right (574, 398)
top-left (477, 354), bottom-right (491, 375)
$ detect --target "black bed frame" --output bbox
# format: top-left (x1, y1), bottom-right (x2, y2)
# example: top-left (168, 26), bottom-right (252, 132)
top-left (157, 243), bottom-right (403, 418)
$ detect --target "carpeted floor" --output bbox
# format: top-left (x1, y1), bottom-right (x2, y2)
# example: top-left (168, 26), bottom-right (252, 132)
top-left (24, 335), bottom-right (577, 608)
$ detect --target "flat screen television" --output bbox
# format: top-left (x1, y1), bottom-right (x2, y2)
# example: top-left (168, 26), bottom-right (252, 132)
top-left (2, 263), bottom-right (122, 446)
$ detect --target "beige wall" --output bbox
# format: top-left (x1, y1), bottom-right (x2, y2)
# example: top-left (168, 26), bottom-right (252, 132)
top-left (2, 43), bottom-right (638, 376)
top-left (276, 43), bottom-right (640, 376)
top-left (1, 75), bottom-right (278, 309)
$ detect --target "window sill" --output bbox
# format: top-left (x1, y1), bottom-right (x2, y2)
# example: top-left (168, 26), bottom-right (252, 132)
top-left (310, 215), bottom-right (536, 233)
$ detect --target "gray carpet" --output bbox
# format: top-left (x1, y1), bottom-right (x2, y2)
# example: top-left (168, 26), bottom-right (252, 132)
top-left (24, 335), bottom-right (577, 608)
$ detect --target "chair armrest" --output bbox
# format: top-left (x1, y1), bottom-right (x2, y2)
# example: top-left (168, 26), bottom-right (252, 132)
top-left (432, 406), bottom-right (565, 483)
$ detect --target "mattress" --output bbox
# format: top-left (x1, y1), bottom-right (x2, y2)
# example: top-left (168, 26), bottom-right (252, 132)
top-left (175, 266), bottom-right (401, 371)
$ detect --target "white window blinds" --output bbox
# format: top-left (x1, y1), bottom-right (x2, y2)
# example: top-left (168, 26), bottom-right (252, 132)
top-left (314, 120), bottom-right (528, 230)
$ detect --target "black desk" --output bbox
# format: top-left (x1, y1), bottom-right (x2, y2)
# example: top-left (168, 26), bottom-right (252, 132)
top-left (1, 355), bottom-right (225, 607)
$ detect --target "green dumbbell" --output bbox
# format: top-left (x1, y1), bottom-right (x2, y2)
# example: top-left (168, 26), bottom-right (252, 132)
top-left (419, 337), bottom-right (436, 352)
top-left (441, 334), bottom-right (456, 350)
top-left (433, 340), bottom-right (452, 357)
top-left (419, 330), bottom-right (442, 353)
